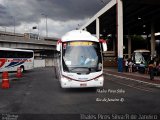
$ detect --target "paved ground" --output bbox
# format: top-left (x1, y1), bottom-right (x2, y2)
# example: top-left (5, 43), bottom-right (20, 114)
top-left (104, 68), bottom-right (160, 87)
top-left (0, 67), bottom-right (160, 120)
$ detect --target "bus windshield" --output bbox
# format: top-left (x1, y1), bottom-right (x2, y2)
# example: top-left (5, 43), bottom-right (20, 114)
top-left (62, 41), bottom-right (102, 73)
top-left (134, 52), bottom-right (150, 64)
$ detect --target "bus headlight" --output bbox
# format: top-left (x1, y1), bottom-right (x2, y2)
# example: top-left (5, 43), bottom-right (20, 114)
top-left (62, 76), bottom-right (72, 82)
top-left (95, 75), bottom-right (104, 81)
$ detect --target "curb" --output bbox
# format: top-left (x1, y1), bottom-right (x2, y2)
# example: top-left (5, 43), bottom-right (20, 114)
top-left (104, 72), bottom-right (160, 88)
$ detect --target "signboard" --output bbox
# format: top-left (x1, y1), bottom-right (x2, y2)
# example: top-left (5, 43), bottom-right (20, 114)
top-left (68, 42), bottom-right (93, 46)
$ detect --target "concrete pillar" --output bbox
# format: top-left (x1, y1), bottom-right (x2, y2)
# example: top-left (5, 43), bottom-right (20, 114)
top-left (151, 22), bottom-right (156, 59)
top-left (96, 18), bottom-right (100, 39)
top-left (117, 0), bottom-right (123, 72)
top-left (128, 35), bottom-right (131, 58)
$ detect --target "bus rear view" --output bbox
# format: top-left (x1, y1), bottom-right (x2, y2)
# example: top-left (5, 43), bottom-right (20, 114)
top-left (56, 30), bottom-right (107, 88)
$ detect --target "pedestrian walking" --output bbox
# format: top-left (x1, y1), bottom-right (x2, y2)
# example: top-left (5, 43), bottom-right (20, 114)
top-left (156, 62), bottom-right (160, 75)
top-left (148, 60), bottom-right (156, 80)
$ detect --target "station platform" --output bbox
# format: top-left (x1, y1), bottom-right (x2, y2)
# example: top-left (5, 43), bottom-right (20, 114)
top-left (104, 67), bottom-right (160, 87)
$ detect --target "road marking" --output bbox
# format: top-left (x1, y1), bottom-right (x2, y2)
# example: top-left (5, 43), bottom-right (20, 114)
top-left (104, 74), bottom-right (154, 93)
top-left (104, 72), bottom-right (160, 88)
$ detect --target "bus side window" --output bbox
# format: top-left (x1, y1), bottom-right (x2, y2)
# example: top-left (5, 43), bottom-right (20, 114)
top-left (7, 51), bottom-right (13, 58)
top-left (0, 50), bottom-right (5, 58)
top-left (14, 51), bottom-right (18, 58)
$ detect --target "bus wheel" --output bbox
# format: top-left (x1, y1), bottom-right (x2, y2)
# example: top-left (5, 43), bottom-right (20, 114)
top-left (20, 66), bottom-right (25, 73)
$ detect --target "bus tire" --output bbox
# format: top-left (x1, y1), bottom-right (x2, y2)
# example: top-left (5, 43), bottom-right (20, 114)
top-left (20, 66), bottom-right (25, 73)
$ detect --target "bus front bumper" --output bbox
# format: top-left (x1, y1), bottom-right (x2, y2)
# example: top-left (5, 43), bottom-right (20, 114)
top-left (60, 76), bottom-right (104, 88)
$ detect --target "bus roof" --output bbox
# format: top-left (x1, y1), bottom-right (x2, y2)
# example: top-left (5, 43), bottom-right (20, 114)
top-left (61, 30), bottom-right (99, 42)
top-left (134, 49), bottom-right (150, 53)
top-left (0, 47), bottom-right (33, 52)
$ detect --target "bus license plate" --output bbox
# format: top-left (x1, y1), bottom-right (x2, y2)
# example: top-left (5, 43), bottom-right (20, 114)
top-left (80, 83), bottom-right (87, 87)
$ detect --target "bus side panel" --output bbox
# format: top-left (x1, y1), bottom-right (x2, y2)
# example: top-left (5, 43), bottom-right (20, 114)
top-left (23, 58), bottom-right (34, 70)
top-left (0, 58), bottom-right (34, 72)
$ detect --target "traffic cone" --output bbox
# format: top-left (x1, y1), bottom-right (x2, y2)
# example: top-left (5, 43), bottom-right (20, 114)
top-left (16, 67), bottom-right (22, 78)
top-left (1, 71), bottom-right (10, 89)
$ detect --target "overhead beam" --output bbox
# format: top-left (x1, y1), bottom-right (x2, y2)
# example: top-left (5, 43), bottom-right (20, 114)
top-left (80, 0), bottom-right (117, 30)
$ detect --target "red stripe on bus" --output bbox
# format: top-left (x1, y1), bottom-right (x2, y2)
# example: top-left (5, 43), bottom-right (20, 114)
top-left (0, 59), bottom-right (6, 68)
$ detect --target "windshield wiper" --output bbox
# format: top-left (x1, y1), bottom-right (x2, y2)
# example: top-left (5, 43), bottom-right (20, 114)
top-left (69, 67), bottom-right (89, 71)
top-left (86, 67), bottom-right (91, 74)
top-left (69, 67), bottom-right (96, 74)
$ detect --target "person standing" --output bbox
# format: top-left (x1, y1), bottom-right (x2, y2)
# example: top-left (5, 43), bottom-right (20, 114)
top-left (128, 59), bottom-right (133, 73)
top-left (125, 59), bottom-right (128, 72)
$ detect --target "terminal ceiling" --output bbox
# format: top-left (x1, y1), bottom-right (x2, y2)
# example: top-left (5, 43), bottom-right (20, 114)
top-left (86, 0), bottom-right (160, 36)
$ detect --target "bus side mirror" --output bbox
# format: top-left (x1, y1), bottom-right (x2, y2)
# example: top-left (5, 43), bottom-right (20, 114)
top-left (56, 40), bottom-right (61, 51)
top-left (99, 39), bottom-right (107, 51)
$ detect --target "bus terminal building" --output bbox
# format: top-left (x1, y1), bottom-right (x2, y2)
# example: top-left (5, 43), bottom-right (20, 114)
top-left (80, 0), bottom-right (160, 72)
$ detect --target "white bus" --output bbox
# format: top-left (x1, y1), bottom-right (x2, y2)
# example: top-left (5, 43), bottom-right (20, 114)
top-left (132, 49), bottom-right (150, 65)
top-left (0, 47), bottom-right (34, 72)
top-left (56, 30), bottom-right (107, 88)
top-left (132, 49), bottom-right (150, 73)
